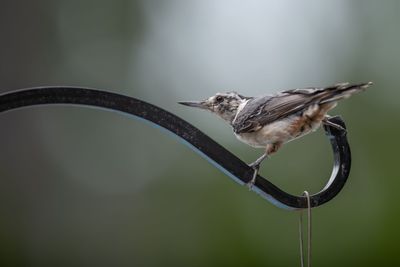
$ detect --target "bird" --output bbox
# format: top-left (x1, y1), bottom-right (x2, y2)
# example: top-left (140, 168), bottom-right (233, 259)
top-left (178, 82), bottom-right (372, 188)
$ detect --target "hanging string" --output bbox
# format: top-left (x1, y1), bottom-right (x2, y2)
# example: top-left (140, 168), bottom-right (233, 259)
top-left (299, 191), bottom-right (312, 267)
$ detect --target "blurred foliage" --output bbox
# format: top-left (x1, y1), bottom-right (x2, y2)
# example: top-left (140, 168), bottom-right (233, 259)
top-left (0, 0), bottom-right (400, 266)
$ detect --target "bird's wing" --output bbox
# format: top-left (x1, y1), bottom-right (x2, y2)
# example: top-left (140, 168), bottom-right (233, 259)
top-left (232, 82), bottom-right (371, 134)
top-left (232, 89), bottom-right (322, 134)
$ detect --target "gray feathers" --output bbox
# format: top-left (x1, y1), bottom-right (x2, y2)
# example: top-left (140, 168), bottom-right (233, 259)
top-left (232, 82), bottom-right (372, 134)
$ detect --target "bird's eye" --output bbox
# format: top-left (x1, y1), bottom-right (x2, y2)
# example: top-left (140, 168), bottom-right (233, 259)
top-left (216, 96), bottom-right (224, 103)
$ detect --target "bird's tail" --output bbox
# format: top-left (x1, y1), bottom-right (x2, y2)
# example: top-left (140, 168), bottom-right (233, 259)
top-left (319, 82), bottom-right (373, 104)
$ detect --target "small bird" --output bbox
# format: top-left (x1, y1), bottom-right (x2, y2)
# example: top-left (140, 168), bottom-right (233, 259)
top-left (179, 82), bottom-right (372, 188)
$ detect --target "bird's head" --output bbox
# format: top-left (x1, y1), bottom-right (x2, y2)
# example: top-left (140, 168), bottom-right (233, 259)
top-left (179, 92), bottom-right (250, 123)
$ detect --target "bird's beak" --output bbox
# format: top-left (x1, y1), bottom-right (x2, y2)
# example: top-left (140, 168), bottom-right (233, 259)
top-left (178, 100), bottom-right (208, 110)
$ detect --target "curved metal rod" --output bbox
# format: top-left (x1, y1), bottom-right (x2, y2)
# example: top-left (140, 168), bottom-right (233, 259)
top-left (0, 86), bottom-right (351, 210)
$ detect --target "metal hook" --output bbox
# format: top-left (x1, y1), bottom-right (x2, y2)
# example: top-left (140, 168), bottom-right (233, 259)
top-left (0, 86), bottom-right (351, 210)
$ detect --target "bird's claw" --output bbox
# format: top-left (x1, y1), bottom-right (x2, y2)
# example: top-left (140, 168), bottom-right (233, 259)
top-left (247, 163), bottom-right (260, 190)
top-left (248, 161), bottom-right (261, 169)
top-left (323, 117), bottom-right (347, 134)
top-left (247, 153), bottom-right (268, 190)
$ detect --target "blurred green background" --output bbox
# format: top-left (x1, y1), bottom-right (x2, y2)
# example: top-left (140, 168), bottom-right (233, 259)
top-left (0, 0), bottom-right (399, 266)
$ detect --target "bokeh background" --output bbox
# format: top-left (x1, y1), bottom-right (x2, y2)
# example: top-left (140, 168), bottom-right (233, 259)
top-left (0, 0), bottom-right (399, 266)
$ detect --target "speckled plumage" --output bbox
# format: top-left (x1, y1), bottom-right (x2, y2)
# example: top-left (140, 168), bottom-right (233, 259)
top-left (179, 82), bottom-right (372, 184)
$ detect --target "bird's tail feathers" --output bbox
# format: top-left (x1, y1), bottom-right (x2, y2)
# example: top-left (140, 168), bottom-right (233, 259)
top-left (319, 82), bottom-right (373, 104)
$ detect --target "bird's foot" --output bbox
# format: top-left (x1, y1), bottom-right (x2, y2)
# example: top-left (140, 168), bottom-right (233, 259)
top-left (247, 153), bottom-right (269, 190)
top-left (248, 160), bottom-right (261, 169)
top-left (323, 117), bottom-right (347, 133)
top-left (249, 153), bottom-right (268, 169)
top-left (246, 165), bottom-right (259, 190)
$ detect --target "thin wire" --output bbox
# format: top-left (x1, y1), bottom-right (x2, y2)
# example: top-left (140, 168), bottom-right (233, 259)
top-left (299, 210), bottom-right (304, 267)
top-left (299, 191), bottom-right (312, 267)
